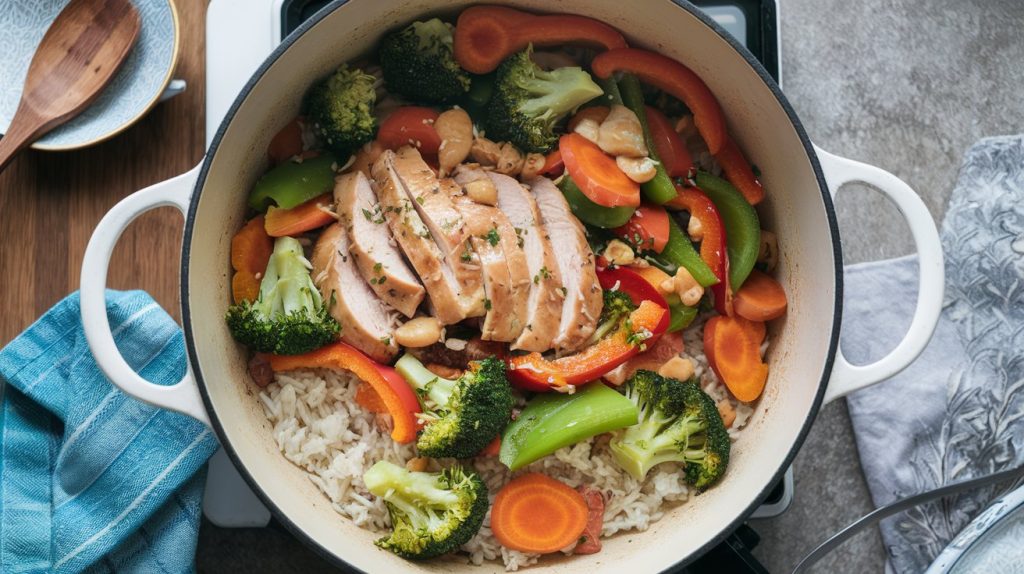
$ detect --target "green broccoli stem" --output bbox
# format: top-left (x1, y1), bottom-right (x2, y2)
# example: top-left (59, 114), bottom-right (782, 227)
top-left (363, 461), bottom-right (460, 520)
top-left (395, 354), bottom-right (456, 411)
top-left (618, 74), bottom-right (678, 204)
top-left (256, 237), bottom-right (322, 316)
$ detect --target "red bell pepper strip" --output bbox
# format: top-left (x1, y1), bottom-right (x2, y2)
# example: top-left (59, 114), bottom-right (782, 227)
top-left (591, 48), bottom-right (727, 155)
top-left (715, 137), bottom-right (764, 205)
top-left (667, 184), bottom-right (733, 315)
top-left (645, 106), bottom-right (692, 177)
top-left (267, 342), bottom-right (421, 443)
top-left (377, 106), bottom-right (442, 156)
top-left (264, 192), bottom-right (336, 237)
top-left (595, 265), bottom-right (668, 309)
top-left (508, 301), bottom-right (669, 391)
top-left (454, 6), bottom-right (627, 74)
top-left (612, 202), bottom-right (671, 253)
top-left (540, 149), bottom-right (564, 177)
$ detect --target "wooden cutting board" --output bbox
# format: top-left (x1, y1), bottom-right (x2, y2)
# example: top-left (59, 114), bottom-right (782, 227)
top-left (0, 1), bottom-right (206, 345)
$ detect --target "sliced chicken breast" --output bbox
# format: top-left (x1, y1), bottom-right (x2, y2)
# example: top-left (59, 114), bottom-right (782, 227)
top-left (528, 176), bottom-right (603, 352)
top-left (490, 172), bottom-right (564, 352)
top-left (371, 150), bottom-right (466, 325)
top-left (334, 171), bottom-right (424, 318)
top-left (311, 223), bottom-right (398, 363)
top-left (391, 146), bottom-right (485, 318)
top-left (452, 194), bottom-right (530, 342)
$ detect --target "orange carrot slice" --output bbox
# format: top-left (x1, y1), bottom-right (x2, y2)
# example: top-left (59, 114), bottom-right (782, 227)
top-left (231, 270), bottom-right (261, 304)
top-left (559, 133), bottom-right (640, 208)
top-left (733, 270), bottom-right (787, 321)
top-left (264, 193), bottom-right (336, 237)
top-left (704, 316), bottom-right (768, 402)
top-left (267, 117), bottom-right (304, 165)
top-left (231, 215), bottom-right (273, 274)
top-left (491, 473), bottom-right (589, 554)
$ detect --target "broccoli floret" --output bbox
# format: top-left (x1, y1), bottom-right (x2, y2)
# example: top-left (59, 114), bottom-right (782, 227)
top-left (304, 64), bottom-right (378, 157)
top-left (486, 48), bottom-right (603, 153)
top-left (589, 288), bottom-right (637, 344)
top-left (363, 461), bottom-right (488, 559)
top-left (225, 237), bottom-right (339, 355)
top-left (610, 370), bottom-right (730, 489)
top-left (395, 354), bottom-right (513, 458)
top-left (378, 18), bottom-right (471, 104)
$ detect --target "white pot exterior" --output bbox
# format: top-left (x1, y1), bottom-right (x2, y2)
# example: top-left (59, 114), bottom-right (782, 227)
top-left (77, 1), bottom-right (943, 572)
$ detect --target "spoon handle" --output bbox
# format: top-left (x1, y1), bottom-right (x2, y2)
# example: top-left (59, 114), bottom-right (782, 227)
top-left (0, 107), bottom-right (45, 172)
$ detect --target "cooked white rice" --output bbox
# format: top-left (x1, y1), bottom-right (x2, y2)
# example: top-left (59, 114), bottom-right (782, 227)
top-left (258, 315), bottom-right (755, 571)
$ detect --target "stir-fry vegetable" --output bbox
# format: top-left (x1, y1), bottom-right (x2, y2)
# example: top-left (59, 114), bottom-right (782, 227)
top-left (267, 117), bottom-right (304, 165)
top-left (598, 265), bottom-right (694, 332)
top-left (558, 175), bottom-right (634, 228)
top-left (230, 215), bottom-right (273, 304)
top-left (486, 51), bottom-right (603, 153)
top-left (715, 137), bottom-right (765, 205)
top-left (617, 74), bottom-right (677, 204)
top-left (264, 192), bottom-right (335, 237)
top-left (668, 185), bottom-right (731, 314)
top-left (363, 461), bottom-right (488, 559)
top-left (225, 237), bottom-right (340, 355)
top-left (247, 154), bottom-right (337, 211)
top-left (395, 354), bottom-right (514, 458)
top-left (613, 202), bottom-right (670, 253)
top-left (658, 216), bottom-right (719, 287)
top-left (733, 269), bottom-right (788, 321)
top-left (591, 48), bottom-right (727, 155)
top-left (266, 342), bottom-right (421, 442)
top-left (378, 18), bottom-right (471, 104)
top-left (377, 106), bottom-right (442, 156)
top-left (610, 370), bottom-right (730, 488)
top-left (508, 300), bottom-right (668, 391)
top-left (694, 171), bottom-right (761, 291)
top-left (304, 64), bottom-right (378, 157)
top-left (644, 105), bottom-right (692, 177)
top-left (704, 315), bottom-right (768, 402)
top-left (453, 5), bottom-right (626, 74)
top-left (500, 382), bottom-right (639, 471)
top-left (560, 133), bottom-right (640, 208)
top-left (490, 473), bottom-right (590, 554)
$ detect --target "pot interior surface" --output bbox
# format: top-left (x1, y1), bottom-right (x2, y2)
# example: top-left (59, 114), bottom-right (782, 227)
top-left (183, 1), bottom-right (839, 571)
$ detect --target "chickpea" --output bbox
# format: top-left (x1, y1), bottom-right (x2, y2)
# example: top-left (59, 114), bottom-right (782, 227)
top-left (658, 356), bottom-right (695, 381)
top-left (597, 105), bottom-right (648, 157)
top-left (603, 239), bottom-right (635, 266)
top-left (435, 108), bottom-right (474, 176)
top-left (394, 317), bottom-right (443, 348)
top-left (616, 156), bottom-right (657, 183)
top-left (464, 178), bottom-right (498, 206)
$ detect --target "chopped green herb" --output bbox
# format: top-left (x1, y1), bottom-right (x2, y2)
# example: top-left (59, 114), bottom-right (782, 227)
top-left (485, 227), bottom-right (500, 246)
top-left (373, 262), bottom-right (383, 273)
top-left (484, 298), bottom-right (492, 311)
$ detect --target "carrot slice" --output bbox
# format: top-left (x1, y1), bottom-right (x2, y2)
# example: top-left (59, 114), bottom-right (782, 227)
top-left (268, 117), bottom-right (304, 165)
top-left (704, 316), bottom-right (768, 402)
top-left (231, 215), bottom-right (273, 273)
top-left (377, 106), bottom-right (442, 156)
top-left (645, 106), bottom-right (692, 177)
top-left (267, 342), bottom-right (421, 443)
top-left (568, 106), bottom-right (610, 132)
top-left (231, 270), bottom-right (261, 304)
top-left (613, 202), bottom-right (670, 253)
top-left (264, 193), bottom-right (336, 237)
top-left (733, 270), bottom-right (788, 321)
top-left (491, 473), bottom-right (589, 554)
top-left (559, 133), bottom-right (640, 208)
top-left (591, 48), bottom-right (727, 155)
top-left (454, 6), bottom-right (627, 74)
top-left (715, 137), bottom-right (764, 205)
top-left (480, 436), bottom-right (502, 457)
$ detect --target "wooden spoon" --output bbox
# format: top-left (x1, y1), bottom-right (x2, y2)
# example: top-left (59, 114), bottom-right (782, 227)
top-left (0, 0), bottom-right (141, 171)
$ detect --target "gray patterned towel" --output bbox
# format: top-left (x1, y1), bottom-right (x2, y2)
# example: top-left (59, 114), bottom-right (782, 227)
top-left (845, 135), bottom-right (1024, 573)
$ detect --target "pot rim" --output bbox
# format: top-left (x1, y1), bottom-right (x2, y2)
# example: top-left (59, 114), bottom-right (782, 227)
top-left (180, 1), bottom-right (843, 570)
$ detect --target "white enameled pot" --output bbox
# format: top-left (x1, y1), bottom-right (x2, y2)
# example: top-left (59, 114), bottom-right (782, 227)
top-left (79, 1), bottom-right (945, 571)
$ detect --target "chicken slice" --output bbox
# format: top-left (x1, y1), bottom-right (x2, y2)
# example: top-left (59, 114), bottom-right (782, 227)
top-left (370, 150), bottom-right (466, 324)
top-left (391, 146), bottom-right (485, 318)
top-left (452, 194), bottom-right (530, 342)
top-left (490, 172), bottom-right (565, 352)
top-left (528, 176), bottom-right (603, 352)
top-left (311, 223), bottom-right (398, 362)
top-left (334, 171), bottom-right (424, 318)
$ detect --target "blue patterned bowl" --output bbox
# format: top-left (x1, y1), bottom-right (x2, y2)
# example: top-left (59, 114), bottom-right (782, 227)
top-left (0, 0), bottom-right (179, 150)
top-left (926, 483), bottom-right (1024, 573)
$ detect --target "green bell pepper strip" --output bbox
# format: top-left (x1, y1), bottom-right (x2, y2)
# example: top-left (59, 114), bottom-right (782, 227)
top-left (618, 74), bottom-right (677, 205)
top-left (657, 216), bottom-right (719, 287)
top-left (558, 176), bottom-right (635, 228)
top-left (499, 382), bottom-right (639, 471)
top-left (248, 154), bottom-right (337, 211)
top-left (668, 302), bottom-right (699, 332)
top-left (694, 171), bottom-right (761, 290)
top-left (594, 75), bottom-right (623, 106)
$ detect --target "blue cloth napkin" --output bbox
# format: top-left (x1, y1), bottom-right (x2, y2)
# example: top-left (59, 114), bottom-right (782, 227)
top-left (844, 135), bottom-right (1024, 572)
top-left (0, 290), bottom-right (219, 573)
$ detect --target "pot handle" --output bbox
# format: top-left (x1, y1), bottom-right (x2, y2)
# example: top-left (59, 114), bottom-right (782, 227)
top-left (80, 166), bottom-right (211, 426)
top-left (814, 146), bottom-right (944, 403)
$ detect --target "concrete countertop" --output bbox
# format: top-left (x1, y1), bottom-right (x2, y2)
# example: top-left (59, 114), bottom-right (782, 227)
top-left (196, 0), bottom-right (1024, 571)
